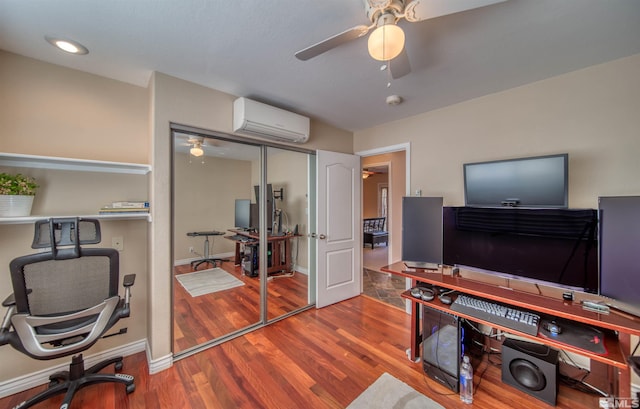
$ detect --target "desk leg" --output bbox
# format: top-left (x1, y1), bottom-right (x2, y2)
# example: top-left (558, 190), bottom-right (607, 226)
top-left (234, 242), bottom-right (241, 266)
top-left (410, 300), bottom-right (421, 362)
top-left (617, 332), bottom-right (631, 398)
top-left (408, 278), bottom-right (421, 362)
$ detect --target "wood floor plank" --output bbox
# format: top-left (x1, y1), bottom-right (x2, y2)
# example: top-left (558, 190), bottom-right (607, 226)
top-left (1, 295), bottom-right (603, 409)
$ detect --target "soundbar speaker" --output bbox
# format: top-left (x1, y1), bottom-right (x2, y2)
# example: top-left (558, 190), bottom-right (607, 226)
top-left (501, 338), bottom-right (559, 406)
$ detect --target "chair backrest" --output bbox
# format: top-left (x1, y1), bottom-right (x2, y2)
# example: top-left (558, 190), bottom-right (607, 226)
top-left (363, 217), bottom-right (386, 232)
top-left (6, 218), bottom-right (121, 359)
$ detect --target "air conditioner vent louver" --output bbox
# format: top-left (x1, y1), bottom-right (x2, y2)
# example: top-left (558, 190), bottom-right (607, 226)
top-left (233, 97), bottom-right (310, 144)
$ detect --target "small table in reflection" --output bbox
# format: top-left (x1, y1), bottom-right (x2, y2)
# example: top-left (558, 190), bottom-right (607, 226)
top-left (187, 231), bottom-right (225, 270)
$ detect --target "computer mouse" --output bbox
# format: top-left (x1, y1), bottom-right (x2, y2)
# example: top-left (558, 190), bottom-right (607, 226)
top-left (439, 294), bottom-right (453, 305)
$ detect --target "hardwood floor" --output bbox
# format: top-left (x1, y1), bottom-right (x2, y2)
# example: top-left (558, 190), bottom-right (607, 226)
top-left (173, 260), bottom-right (309, 352)
top-left (1, 296), bottom-right (601, 409)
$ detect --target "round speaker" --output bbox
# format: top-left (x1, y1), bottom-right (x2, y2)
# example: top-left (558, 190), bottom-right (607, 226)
top-left (509, 358), bottom-right (546, 391)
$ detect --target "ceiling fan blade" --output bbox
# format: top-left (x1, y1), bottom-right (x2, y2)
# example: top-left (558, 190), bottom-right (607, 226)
top-left (295, 24), bottom-right (371, 61)
top-left (390, 48), bottom-right (411, 79)
top-left (404, 0), bottom-right (507, 22)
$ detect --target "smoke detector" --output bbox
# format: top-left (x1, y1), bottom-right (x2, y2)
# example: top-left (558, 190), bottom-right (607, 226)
top-left (386, 95), bottom-right (403, 106)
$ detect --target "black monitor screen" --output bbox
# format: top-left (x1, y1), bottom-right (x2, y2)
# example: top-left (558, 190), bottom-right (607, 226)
top-left (234, 199), bottom-right (251, 229)
top-left (442, 206), bottom-right (598, 293)
top-left (253, 184), bottom-right (273, 229)
top-left (401, 197), bottom-right (443, 264)
top-left (464, 154), bottom-right (568, 208)
top-left (599, 196), bottom-right (640, 311)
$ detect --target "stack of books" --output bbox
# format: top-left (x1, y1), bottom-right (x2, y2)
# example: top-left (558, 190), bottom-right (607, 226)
top-left (99, 201), bottom-right (150, 215)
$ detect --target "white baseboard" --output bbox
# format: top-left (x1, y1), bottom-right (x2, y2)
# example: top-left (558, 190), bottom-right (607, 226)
top-left (0, 339), bottom-right (147, 399)
top-left (174, 252), bottom-right (235, 267)
top-left (146, 340), bottom-right (173, 374)
top-left (294, 265), bottom-right (308, 275)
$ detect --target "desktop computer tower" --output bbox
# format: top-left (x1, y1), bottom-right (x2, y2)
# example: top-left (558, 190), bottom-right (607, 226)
top-left (241, 243), bottom-right (272, 277)
top-left (422, 305), bottom-right (473, 392)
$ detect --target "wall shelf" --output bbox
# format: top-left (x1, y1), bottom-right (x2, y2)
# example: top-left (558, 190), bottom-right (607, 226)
top-left (0, 152), bottom-right (151, 174)
top-left (0, 213), bottom-right (151, 225)
top-left (0, 152), bottom-right (151, 224)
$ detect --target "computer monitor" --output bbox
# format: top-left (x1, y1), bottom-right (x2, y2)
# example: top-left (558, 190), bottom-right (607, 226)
top-left (254, 184), bottom-right (273, 229)
top-left (234, 199), bottom-right (251, 230)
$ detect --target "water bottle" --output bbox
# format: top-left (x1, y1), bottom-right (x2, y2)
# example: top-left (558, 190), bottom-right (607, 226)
top-left (460, 355), bottom-right (474, 404)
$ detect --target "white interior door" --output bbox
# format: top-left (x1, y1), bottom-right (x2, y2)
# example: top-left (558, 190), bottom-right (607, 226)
top-left (315, 150), bottom-right (361, 308)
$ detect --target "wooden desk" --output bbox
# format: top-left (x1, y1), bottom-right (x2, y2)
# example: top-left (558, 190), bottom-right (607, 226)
top-left (225, 229), bottom-right (295, 275)
top-left (381, 261), bottom-right (640, 397)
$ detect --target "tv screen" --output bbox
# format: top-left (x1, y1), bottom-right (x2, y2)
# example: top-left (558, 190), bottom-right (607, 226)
top-left (234, 199), bottom-right (251, 230)
top-left (442, 206), bottom-right (598, 293)
top-left (599, 196), bottom-right (640, 313)
top-left (464, 154), bottom-right (568, 208)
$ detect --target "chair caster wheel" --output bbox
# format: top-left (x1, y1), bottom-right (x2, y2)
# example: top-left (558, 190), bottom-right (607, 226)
top-left (126, 384), bottom-right (136, 394)
top-left (115, 361), bottom-right (123, 371)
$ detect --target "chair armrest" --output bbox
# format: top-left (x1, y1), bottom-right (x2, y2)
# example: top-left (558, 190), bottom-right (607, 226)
top-left (123, 274), bottom-right (136, 287)
top-left (122, 274), bottom-right (136, 306)
top-left (1, 295), bottom-right (16, 339)
top-left (2, 294), bottom-right (16, 308)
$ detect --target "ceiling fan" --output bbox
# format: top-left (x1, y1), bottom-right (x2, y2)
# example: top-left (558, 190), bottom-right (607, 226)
top-left (295, 0), bottom-right (507, 79)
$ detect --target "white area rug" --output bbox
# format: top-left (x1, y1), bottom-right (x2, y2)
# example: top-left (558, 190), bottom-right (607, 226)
top-left (347, 373), bottom-right (445, 409)
top-left (176, 267), bottom-right (244, 297)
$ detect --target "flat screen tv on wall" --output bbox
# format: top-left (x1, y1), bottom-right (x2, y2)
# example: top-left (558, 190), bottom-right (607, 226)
top-left (464, 153), bottom-right (568, 208)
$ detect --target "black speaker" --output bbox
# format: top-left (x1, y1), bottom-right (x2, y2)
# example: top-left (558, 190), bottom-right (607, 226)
top-left (501, 338), bottom-right (559, 406)
top-left (422, 305), bottom-right (476, 392)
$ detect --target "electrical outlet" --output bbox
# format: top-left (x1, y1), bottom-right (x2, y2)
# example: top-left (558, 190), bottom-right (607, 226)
top-left (189, 246), bottom-right (194, 253)
top-left (112, 236), bottom-right (124, 251)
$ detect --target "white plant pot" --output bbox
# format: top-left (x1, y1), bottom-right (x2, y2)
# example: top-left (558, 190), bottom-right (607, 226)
top-left (0, 195), bottom-right (35, 217)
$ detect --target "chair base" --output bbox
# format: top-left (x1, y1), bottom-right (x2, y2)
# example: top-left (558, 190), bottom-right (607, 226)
top-left (190, 258), bottom-right (224, 270)
top-left (13, 354), bottom-right (134, 409)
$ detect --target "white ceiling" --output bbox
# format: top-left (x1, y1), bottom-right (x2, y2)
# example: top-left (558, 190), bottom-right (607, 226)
top-left (1, 0), bottom-right (639, 132)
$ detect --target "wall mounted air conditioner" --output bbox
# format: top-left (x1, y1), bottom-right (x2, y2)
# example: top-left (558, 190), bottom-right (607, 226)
top-left (233, 97), bottom-right (310, 144)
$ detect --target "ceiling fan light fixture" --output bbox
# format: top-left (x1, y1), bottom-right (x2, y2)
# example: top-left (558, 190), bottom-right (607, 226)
top-left (367, 20), bottom-right (404, 61)
top-left (190, 146), bottom-right (204, 157)
top-left (190, 140), bottom-right (204, 157)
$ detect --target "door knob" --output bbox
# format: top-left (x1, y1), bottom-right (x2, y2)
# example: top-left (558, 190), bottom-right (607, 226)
top-left (309, 233), bottom-right (317, 238)
top-left (318, 234), bottom-right (326, 240)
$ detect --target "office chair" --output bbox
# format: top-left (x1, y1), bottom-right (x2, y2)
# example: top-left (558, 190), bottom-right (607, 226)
top-left (0, 218), bottom-right (136, 409)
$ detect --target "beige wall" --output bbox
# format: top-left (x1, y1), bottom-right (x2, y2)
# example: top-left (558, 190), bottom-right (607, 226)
top-left (0, 50), bottom-right (148, 163)
top-left (362, 173), bottom-right (387, 219)
top-left (0, 50), bottom-right (150, 382)
top-left (354, 54), bottom-right (640, 210)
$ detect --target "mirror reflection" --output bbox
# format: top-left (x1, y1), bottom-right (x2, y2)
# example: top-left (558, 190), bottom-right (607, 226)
top-left (172, 132), bottom-right (313, 355)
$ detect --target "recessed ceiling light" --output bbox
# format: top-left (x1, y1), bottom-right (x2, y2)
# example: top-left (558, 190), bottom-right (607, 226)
top-left (45, 36), bottom-right (89, 55)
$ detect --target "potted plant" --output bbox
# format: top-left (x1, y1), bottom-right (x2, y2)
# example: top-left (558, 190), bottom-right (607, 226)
top-left (0, 172), bottom-right (39, 217)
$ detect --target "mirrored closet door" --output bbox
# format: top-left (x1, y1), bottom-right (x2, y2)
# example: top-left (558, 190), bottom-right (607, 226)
top-left (172, 129), bottom-right (314, 357)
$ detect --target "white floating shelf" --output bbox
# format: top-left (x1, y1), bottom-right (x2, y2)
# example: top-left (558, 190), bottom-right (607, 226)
top-left (0, 213), bottom-right (151, 225)
top-left (0, 152), bottom-right (151, 174)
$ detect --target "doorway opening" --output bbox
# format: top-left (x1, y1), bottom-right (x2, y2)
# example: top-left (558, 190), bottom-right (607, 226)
top-left (357, 144), bottom-right (410, 309)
